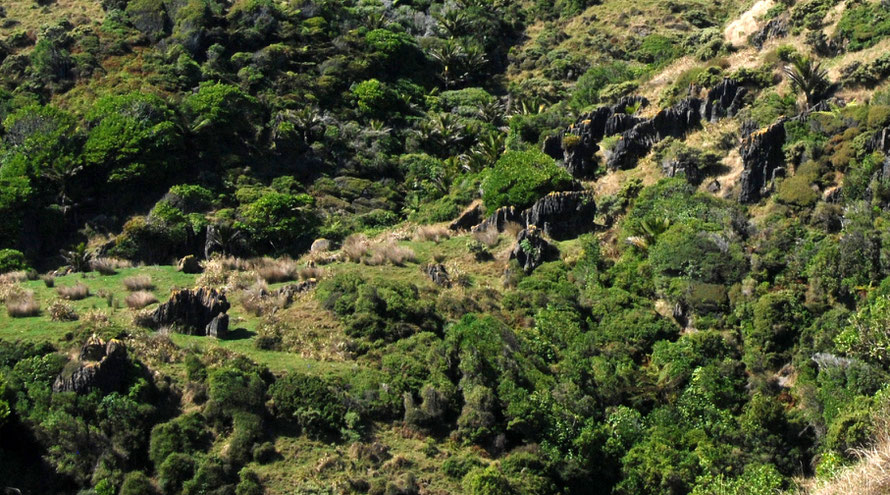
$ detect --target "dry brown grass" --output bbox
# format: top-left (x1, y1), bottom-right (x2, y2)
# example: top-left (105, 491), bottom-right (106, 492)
top-left (217, 256), bottom-right (252, 271)
top-left (41, 274), bottom-right (55, 288)
top-left (342, 234), bottom-right (371, 263)
top-left (0, 281), bottom-right (26, 303)
top-left (123, 275), bottom-right (155, 291)
top-left (48, 300), bottom-right (78, 322)
top-left (239, 281), bottom-right (287, 317)
top-left (473, 227), bottom-right (500, 248)
top-left (724, 0), bottom-right (774, 47)
top-left (131, 308), bottom-right (157, 328)
top-left (90, 258), bottom-right (117, 275)
top-left (255, 257), bottom-right (298, 283)
top-left (299, 266), bottom-right (324, 281)
top-left (82, 309), bottom-right (112, 328)
top-left (365, 241), bottom-right (416, 266)
top-left (126, 291), bottom-right (158, 309)
top-left (413, 225), bottom-right (450, 243)
top-left (57, 283), bottom-right (90, 301)
top-left (196, 259), bottom-right (229, 287)
top-left (6, 292), bottom-right (40, 318)
top-left (0, 271), bottom-right (28, 285)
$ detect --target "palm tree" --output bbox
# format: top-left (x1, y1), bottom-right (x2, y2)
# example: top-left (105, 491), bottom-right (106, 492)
top-left (625, 218), bottom-right (671, 251)
top-left (784, 55), bottom-right (831, 107)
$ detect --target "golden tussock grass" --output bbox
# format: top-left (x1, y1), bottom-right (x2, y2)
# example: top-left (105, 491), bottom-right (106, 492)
top-left (57, 282), bottom-right (90, 301)
top-left (254, 257), bottom-right (298, 284)
top-left (413, 225), bottom-right (451, 243)
top-left (6, 291), bottom-right (40, 318)
top-left (125, 291), bottom-right (158, 309)
top-left (473, 226), bottom-right (501, 248)
top-left (123, 275), bottom-right (155, 291)
top-left (802, 406), bottom-right (890, 495)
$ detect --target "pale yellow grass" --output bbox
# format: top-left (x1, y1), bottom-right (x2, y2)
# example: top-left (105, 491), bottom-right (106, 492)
top-left (1, 0), bottom-right (104, 39)
top-left (725, 0), bottom-right (775, 48)
top-left (801, 422), bottom-right (890, 495)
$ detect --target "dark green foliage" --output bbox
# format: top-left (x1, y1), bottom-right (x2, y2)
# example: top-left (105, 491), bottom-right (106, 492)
top-left (0, 248), bottom-right (28, 272)
top-left (82, 92), bottom-right (182, 187)
top-left (571, 62), bottom-right (639, 109)
top-left (158, 453), bottom-right (196, 495)
top-left (206, 367), bottom-right (267, 418)
top-left (317, 273), bottom-right (441, 343)
top-left (119, 472), bottom-right (157, 495)
top-left (481, 150), bottom-right (573, 212)
top-left (836, 2), bottom-right (890, 51)
top-left (269, 372), bottom-right (346, 437)
top-left (149, 413), bottom-right (208, 468)
top-left (238, 191), bottom-right (319, 254)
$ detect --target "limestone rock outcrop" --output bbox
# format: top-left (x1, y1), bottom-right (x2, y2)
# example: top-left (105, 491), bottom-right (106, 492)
top-left (738, 120), bottom-right (787, 203)
top-left (152, 287), bottom-right (230, 338)
top-left (53, 337), bottom-right (128, 394)
top-left (522, 191), bottom-right (598, 240)
top-left (511, 226), bottom-right (558, 273)
top-left (422, 264), bottom-right (451, 287)
top-left (605, 79), bottom-right (746, 170)
top-left (544, 96), bottom-right (650, 178)
top-left (470, 191), bottom-right (597, 241)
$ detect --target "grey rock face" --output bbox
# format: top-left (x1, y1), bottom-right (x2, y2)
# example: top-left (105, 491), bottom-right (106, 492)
top-left (152, 287), bottom-right (231, 337)
top-left (449, 203), bottom-right (484, 231)
top-left (53, 337), bottom-right (128, 395)
top-left (738, 120), bottom-right (787, 203)
top-left (511, 226), bottom-right (558, 273)
top-left (523, 191), bottom-right (597, 240)
top-left (422, 264), bottom-right (451, 287)
top-left (470, 191), bottom-right (597, 241)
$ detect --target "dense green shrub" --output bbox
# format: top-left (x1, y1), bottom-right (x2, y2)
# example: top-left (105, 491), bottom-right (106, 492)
top-left (237, 192), bottom-right (319, 254)
top-left (270, 372), bottom-right (346, 437)
top-left (571, 62), bottom-right (639, 109)
top-left (149, 413), bottom-right (208, 468)
top-left (81, 92), bottom-right (181, 187)
top-left (836, 3), bottom-right (890, 51)
top-left (0, 248), bottom-right (27, 273)
top-left (317, 273), bottom-right (441, 343)
top-left (481, 150), bottom-right (573, 212)
top-left (119, 472), bottom-right (157, 495)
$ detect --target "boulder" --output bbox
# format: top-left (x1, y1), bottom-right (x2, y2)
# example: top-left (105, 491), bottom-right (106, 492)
top-left (542, 134), bottom-right (563, 160)
top-left (511, 226), bottom-right (558, 273)
top-left (310, 238), bottom-right (332, 253)
top-left (177, 255), bottom-right (202, 274)
top-left (152, 287), bottom-right (231, 337)
top-left (738, 120), bottom-right (787, 203)
top-left (706, 180), bottom-right (721, 193)
top-left (53, 337), bottom-right (128, 395)
top-left (205, 314), bottom-right (229, 338)
top-left (422, 264), bottom-right (451, 287)
top-left (449, 202), bottom-right (484, 231)
top-left (523, 191), bottom-right (597, 240)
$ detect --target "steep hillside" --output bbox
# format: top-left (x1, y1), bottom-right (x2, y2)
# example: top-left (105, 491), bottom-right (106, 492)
top-left (5, 0), bottom-right (890, 494)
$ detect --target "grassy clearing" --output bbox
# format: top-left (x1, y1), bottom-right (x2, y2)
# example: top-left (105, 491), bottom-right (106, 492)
top-left (0, 0), bottom-right (104, 40)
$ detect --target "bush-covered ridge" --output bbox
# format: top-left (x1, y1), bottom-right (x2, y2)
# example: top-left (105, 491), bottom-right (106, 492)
top-left (6, 0), bottom-right (890, 493)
